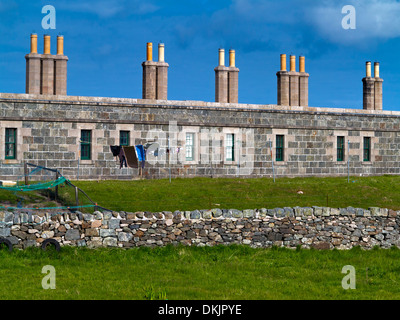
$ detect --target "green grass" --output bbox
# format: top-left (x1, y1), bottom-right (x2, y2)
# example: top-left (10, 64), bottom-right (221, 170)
top-left (1, 245), bottom-right (400, 300)
top-left (59, 175), bottom-right (400, 212)
top-left (4, 175), bottom-right (400, 212)
top-left (2, 176), bottom-right (400, 300)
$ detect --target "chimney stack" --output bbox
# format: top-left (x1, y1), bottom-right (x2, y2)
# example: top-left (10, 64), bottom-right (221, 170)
top-left (228, 49), bottom-right (239, 103)
top-left (54, 35), bottom-right (68, 95)
top-left (277, 54), bottom-right (290, 106)
top-left (26, 34), bottom-right (41, 94)
top-left (277, 54), bottom-right (309, 106)
top-left (25, 34), bottom-right (68, 95)
top-left (156, 43), bottom-right (169, 100)
top-left (142, 42), bottom-right (157, 99)
top-left (362, 61), bottom-right (376, 110)
top-left (214, 48), bottom-right (239, 103)
top-left (215, 49), bottom-right (229, 103)
top-left (40, 34), bottom-right (54, 94)
top-left (374, 62), bottom-right (383, 110)
top-left (288, 55), bottom-right (300, 106)
top-left (142, 42), bottom-right (169, 100)
top-left (299, 56), bottom-right (309, 107)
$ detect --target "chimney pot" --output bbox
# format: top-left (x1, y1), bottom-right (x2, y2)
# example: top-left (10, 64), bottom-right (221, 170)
top-left (366, 61), bottom-right (372, 77)
top-left (219, 48), bottom-right (225, 66)
top-left (57, 35), bottom-right (64, 55)
top-left (280, 54), bottom-right (287, 71)
top-left (158, 43), bottom-right (165, 62)
top-left (44, 34), bottom-right (51, 54)
top-left (299, 56), bottom-right (305, 73)
top-left (290, 55), bottom-right (296, 72)
top-left (229, 49), bottom-right (235, 67)
top-left (146, 42), bottom-right (153, 61)
top-left (30, 34), bottom-right (38, 54)
top-left (374, 62), bottom-right (380, 78)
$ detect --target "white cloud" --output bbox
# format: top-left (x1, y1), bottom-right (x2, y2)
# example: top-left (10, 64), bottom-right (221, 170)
top-left (57, 0), bottom-right (159, 18)
top-left (308, 0), bottom-right (400, 45)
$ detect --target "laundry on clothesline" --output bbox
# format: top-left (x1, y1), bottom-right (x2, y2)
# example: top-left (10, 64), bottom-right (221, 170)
top-left (111, 142), bottom-right (177, 171)
top-left (122, 146), bottom-right (139, 168)
top-left (110, 145), bottom-right (120, 157)
top-left (165, 147), bottom-right (181, 154)
top-left (110, 145), bottom-right (127, 169)
top-left (135, 145), bottom-right (146, 169)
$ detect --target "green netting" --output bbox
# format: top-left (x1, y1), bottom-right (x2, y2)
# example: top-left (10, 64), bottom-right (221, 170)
top-left (0, 164), bottom-right (109, 214)
top-left (0, 176), bottom-right (68, 192)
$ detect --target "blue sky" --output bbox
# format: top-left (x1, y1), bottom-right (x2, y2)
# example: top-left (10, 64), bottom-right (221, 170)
top-left (1, 0), bottom-right (400, 110)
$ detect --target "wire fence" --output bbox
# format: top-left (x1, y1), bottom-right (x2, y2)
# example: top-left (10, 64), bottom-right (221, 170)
top-left (81, 193), bottom-right (396, 213)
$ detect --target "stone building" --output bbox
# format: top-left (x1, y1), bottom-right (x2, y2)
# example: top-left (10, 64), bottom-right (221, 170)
top-left (0, 34), bottom-right (398, 181)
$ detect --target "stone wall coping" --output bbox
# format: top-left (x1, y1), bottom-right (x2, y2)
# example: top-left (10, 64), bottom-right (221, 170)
top-left (0, 206), bottom-right (396, 225)
top-left (1, 92), bottom-right (400, 118)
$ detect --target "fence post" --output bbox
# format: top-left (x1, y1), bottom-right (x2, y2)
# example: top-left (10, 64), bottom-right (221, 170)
top-left (55, 171), bottom-right (59, 201)
top-left (75, 186), bottom-right (79, 207)
top-left (24, 162), bottom-right (28, 185)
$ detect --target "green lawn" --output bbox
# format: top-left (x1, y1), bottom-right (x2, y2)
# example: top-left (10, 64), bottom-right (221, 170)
top-left (62, 175), bottom-right (400, 212)
top-left (3, 175), bottom-right (400, 212)
top-left (1, 245), bottom-right (400, 300)
top-left (2, 175), bottom-right (400, 300)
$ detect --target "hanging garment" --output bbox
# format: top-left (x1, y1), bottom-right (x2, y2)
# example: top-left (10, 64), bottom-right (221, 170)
top-left (135, 145), bottom-right (146, 169)
top-left (110, 145), bottom-right (127, 168)
top-left (118, 148), bottom-right (127, 169)
top-left (110, 145), bottom-right (121, 157)
top-left (123, 146), bottom-right (139, 168)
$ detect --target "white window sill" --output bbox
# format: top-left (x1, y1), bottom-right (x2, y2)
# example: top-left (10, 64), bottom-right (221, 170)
top-left (2, 159), bottom-right (20, 165)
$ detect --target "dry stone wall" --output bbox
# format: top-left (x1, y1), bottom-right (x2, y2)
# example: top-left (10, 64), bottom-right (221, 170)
top-left (1, 206), bottom-right (400, 250)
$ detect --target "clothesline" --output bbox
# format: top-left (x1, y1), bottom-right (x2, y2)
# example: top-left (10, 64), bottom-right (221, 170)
top-left (110, 143), bottom-right (181, 170)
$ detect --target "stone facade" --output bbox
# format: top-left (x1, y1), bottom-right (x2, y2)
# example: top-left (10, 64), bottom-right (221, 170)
top-left (1, 93), bottom-right (400, 180)
top-left (1, 206), bottom-right (399, 250)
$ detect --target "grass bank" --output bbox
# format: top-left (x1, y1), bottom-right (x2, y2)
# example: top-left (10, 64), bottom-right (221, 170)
top-left (64, 175), bottom-right (400, 212)
top-left (0, 245), bottom-right (399, 300)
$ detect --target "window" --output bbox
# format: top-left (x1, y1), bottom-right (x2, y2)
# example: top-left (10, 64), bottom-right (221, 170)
top-left (120, 131), bottom-right (130, 146)
top-left (276, 135), bottom-right (284, 162)
top-left (186, 133), bottom-right (194, 161)
top-left (81, 130), bottom-right (91, 160)
top-left (363, 137), bottom-right (371, 162)
top-left (337, 136), bottom-right (345, 162)
top-left (226, 134), bottom-right (235, 161)
top-left (5, 128), bottom-right (16, 160)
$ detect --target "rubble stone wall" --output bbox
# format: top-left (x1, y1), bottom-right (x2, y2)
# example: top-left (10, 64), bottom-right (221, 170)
top-left (1, 206), bottom-right (399, 250)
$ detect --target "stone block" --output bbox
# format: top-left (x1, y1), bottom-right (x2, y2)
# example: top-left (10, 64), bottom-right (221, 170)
top-left (211, 208), bottom-right (223, 218)
top-left (274, 208), bottom-right (285, 218)
top-left (190, 210), bottom-right (201, 219)
top-left (108, 219), bottom-right (121, 229)
top-left (100, 229), bottom-right (116, 238)
top-left (103, 237), bottom-right (118, 247)
top-left (65, 229), bottom-right (80, 241)
top-left (118, 232), bottom-right (133, 242)
top-left (230, 209), bottom-right (243, 218)
top-left (243, 209), bottom-right (254, 218)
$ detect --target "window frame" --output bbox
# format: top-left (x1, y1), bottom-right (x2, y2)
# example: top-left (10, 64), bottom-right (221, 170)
top-left (185, 132), bottom-right (195, 161)
top-left (5, 128), bottom-right (17, 160)
top-left (337, 136), bottom-right (345, 162)
top-left (363, 137), bottom-right (371, 162)
top-left (80, 130), bottom-right (92, 161)
top-left (119, 130), bottom-right (130, 147)
top-left (225, 133), bottom-right (235, 161)
top-left (276, 135), bottom-right (284, 162)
